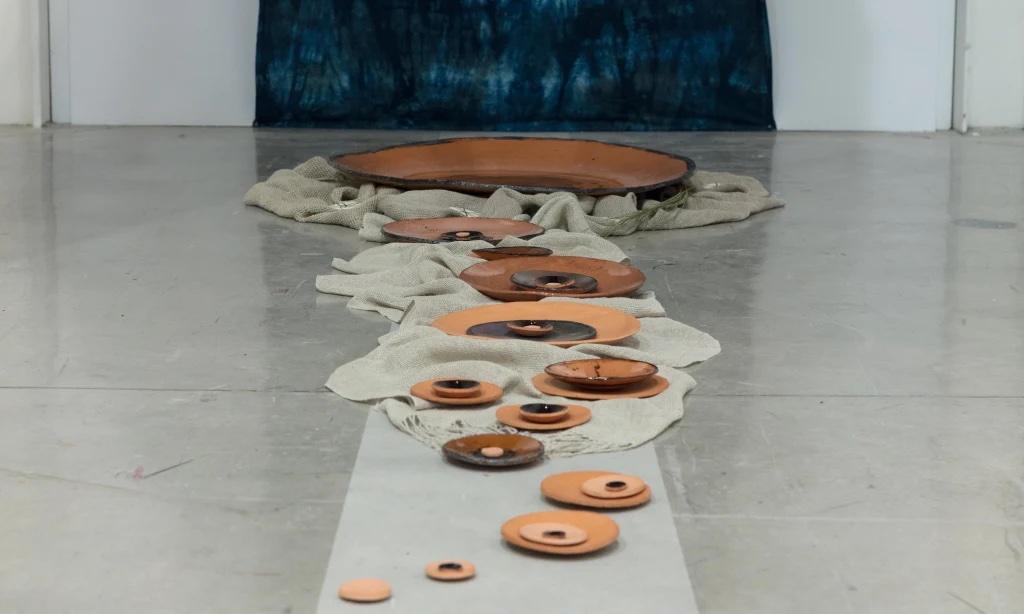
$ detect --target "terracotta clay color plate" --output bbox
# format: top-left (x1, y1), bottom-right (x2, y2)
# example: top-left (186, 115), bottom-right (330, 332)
top-left (532, 373), bottom-right (669, 400)
top-left (331, 137), bottom-right (695, 195)
top-left (432, 302), bottom-right (640, 348)
top-left (411, 378), bottom-right (503, 406)
top-left (381, 217), bottom-right (544, 244)
top-left (541, 471), bottom-right (652, 510)
top-left (495, 404), bottom-right (591, 431)
top-left (545, 358), bottom-right (658, 388)
top-left (337, 578), bottom-right (391, 603)
top-left (442, 433), bottom-right (544, 468)
top-left (472, 246), bottom-right (553, 260)
top-left (459, 256), bottom-right (645, 301)
top-left (501, 510), bottom-right (619, 555)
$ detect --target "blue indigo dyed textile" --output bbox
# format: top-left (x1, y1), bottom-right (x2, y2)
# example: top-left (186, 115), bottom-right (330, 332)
top-left (255, 0), bottom-right (774, 130)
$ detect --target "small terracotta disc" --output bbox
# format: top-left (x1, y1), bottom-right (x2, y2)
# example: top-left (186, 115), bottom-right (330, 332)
top-left (495, 404), bottom-right (591, 431)
top-left (337, 578), bottom-right (391, 603)
top-left (541, 471), bottom-right (652, 509)
top-left (581, 474), bottom-right (647, 499)
top-left (425, 560), bottom-right (476, 581)
top-left (532, 373), bottom-right (669, 400)
top-left (480, 446), bottom-right (505, 458)
top-left (518, 522), bottom-right (589, 546)
top-left (501, 510), bottom-right (619, 556)
top-left (410, 378), bottom-right (503, 406)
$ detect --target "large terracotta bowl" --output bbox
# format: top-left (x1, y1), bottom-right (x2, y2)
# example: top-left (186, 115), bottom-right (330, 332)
top-left (332, 137), bottom-right (694, 195)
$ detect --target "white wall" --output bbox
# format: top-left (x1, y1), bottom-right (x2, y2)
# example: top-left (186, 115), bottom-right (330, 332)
top-left (0, 0), bottom-right (44, 125)
top-left (49, 0), bottom-right (258, 125)
top-left (963, 0), bottom-right (1024, 128)
top-left (768, 0), bottom-right (956, 131)
top-left (40, 0), bottom-right (1019, 131)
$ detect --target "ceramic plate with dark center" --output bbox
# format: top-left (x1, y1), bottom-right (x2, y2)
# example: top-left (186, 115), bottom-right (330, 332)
top-left (459, 255), bottom-right (645, 301)
top-left (432, 302), bottom-right (640, 347)
top-left (381, 217), bottom-right (545, 244)
top-left (332, 137), bottom-right (694, 195)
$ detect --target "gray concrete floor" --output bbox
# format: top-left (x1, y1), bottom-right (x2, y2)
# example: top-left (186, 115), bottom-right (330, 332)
top-left (1, 126), bottom-right (1022, 613)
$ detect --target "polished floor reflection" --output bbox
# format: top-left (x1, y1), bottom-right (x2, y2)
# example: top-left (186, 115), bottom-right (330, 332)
top-left (1, 127), bottom-right (1022, 613)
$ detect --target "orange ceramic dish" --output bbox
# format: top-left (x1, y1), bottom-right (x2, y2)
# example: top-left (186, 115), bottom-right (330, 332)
top-left (459, 255), bottom-right (645, 301)
top-left (540, 471), bottom-right (652, 510)
top-left (532, 372), bottom-right (669, 400)
top-left (431, 302), bottom-right (640, 348)
top-left (501, 510), bottom-right (619, 555)
top-left (544, 358), bottom-right (658, 388)
top-left (331, 137), bottom-right (694, 195)
top-left (495, 404), bottom-right (591, 432)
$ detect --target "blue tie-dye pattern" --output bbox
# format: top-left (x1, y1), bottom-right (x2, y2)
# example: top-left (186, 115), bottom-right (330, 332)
top-left (254, 0), bottom-right (774, 130)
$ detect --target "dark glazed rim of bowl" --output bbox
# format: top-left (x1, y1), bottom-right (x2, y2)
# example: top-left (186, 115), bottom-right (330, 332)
top-left (330, 136), bottom-right (696, 196)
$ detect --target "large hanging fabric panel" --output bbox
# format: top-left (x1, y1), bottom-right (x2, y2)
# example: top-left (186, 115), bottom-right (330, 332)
top-left (255, 0), bottom-right (775, 130)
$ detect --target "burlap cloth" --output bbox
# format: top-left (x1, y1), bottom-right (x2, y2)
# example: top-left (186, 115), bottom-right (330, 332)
top-left (317, 232), bottom-right (720, 456)
top-left (245, 156), bottom-right (783, 239)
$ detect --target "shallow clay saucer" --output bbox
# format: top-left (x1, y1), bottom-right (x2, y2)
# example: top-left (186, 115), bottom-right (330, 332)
top-left (532, 372), bottom-right (669, 400)
top-left (442, 433), bottom-right (544, 468)
top-left (331, 137), bottom-right (694, 195)
top-left (501, 510), bottom-right (619, 555)
top-left (411, 378), bottom-right (503, 406)
top-left (472, 246), bottom-right (553, 260)
top-left (495, 404), bottom-right (591, 431)
top-left (432, 302), bottom-right (640, 348)
top-left (459, 255), bottom-right (645, 301)
top-left (381, 217), bottom-right (544, 244)
top-left (545, 358), bottom-right (658, 389)
top-left (541, 470), bottom-right (652, 509)
top-left (425, 560), bottom-right (476, 581)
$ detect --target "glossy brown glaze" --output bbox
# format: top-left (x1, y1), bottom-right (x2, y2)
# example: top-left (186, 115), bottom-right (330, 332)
top-left (471, 246), bottom-right (553, 260)
top-left (381, 217), bottom-right (545, 244)
top-left (332, 137), bottom-right (694, 195)
top-left (432, 302), bottom-right (640, 348)
top-left (501, 510), bottom-right (619, 555)
top-left (495, 404), bottom-right (591, 432)
top-left (532, 372), bottom-right (669, 400)
top-left (544, 358), bottom-right (658, 388)
top-left (425, 560), bottom-right (476, 581)
top-left (337, 578), bottom-right (392, 603)
top-left (459, 255), bottom-right (645, 302)
top-left (541, 471), bottom-right (652, 510)
top-left (410, 378), bottom-right (503, 406)
top-left (442, 433), bottom-right (544, 468)
top-left (510, 270), bottom-right (598, 294)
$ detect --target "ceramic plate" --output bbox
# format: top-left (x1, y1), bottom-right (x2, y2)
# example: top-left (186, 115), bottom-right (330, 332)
top-left (459, 255), bottom-right (645, 302)
top-left (432, 302), bottom-right (641, 348)
top-left (544, 358), bottom-right (658, 388)
top-left (332, 137), bottom-right (694, 195)
top-left (541, 470), bottom-right (652, 510)
top-left (501, 510), bottom-right (619, 555)
top-left (532, 373), bottom-right (669, 400)
top-left (381, 217), bottom-right (545, 244)
top-left (442, 433), bottom-right (544, 468)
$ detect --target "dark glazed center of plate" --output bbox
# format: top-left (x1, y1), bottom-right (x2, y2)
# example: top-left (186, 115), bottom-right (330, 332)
top-left (435, 379), bottom-right (479, 390)
top-left (605, 480), bottom-right (628, 491)
top-left (521, 403), bottom-right (567, 414)
top-left (438, 562), bottom-right (463, 571)
top-left (510, 270), bottom-right (598, 293)
top-left (467, 320), bottom-right (597, 342)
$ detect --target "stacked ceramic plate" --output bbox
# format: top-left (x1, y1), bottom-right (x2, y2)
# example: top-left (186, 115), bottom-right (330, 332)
top-left (533, 358), bottom-right (668, 400)
top-left (459, 255), bottom-right (645, 301)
